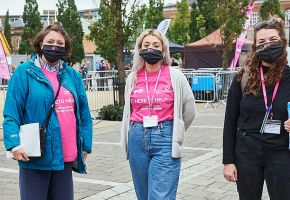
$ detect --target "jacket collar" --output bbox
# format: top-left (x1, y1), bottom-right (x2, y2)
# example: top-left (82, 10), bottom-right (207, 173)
top-left (28, 55), bottom-right (67, 81)
top-left (30, 55), bottom-right (64, 69)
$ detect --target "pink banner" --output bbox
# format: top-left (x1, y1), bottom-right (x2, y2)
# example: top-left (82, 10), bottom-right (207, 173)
top-left (230, 1), bottom-right (254, 70)
top-left (0, 39), bottom-right (10, 80)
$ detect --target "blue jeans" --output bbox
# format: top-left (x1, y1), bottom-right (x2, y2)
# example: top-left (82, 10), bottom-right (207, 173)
top-left (235, 131), bottom-right (290, 200)
top-left (128, 120), bottom-right (181, 200)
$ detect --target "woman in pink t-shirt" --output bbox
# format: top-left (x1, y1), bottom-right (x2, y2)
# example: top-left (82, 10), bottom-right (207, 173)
top-left (121, 29), bottom-right (196, 199)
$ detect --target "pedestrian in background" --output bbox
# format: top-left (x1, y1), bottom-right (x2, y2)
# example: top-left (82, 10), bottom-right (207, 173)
top-left (120, 29), bottom-right (196, 200)
top-left (3, 24), bottom-right (92, 200)
top-left (223, 16), bottom-right (290, 200)
top-left (80, 63), bottom-right (88, 79)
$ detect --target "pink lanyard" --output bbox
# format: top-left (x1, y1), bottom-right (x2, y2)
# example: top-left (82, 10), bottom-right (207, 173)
top-left (144, 68), bottom-right (162, 115)
top-left (260, 66), bottom-right (280, 116)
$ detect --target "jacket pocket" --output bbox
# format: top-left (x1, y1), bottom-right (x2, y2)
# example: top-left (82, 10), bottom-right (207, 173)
top-left (173, 118), bottom-right (185, 143)
top-left (30, 135), bottom-right (53, 165)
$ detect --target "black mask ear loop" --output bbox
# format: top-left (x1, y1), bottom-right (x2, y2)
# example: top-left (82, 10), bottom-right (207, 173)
top-left (140, 48), bottom-right (146, 66)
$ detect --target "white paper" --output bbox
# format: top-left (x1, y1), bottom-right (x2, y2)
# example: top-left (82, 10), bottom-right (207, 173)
top-left (6, 123), bottom-right (41, 158)
top-left (20, 123), bottom-right (41, 157)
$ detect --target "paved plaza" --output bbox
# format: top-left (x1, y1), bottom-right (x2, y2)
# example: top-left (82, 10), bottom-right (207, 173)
top-left (0, 103), bottom-right (270, 200)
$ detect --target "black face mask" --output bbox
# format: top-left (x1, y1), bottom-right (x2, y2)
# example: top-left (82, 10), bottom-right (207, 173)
top-left (257, 42), bottom-right (284, 64)
top-left (139, 48), bottom-right (163, 65)
top-left (42, 45), bottom-right (66, 63)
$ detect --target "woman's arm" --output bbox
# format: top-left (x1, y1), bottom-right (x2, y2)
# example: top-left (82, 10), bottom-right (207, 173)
top-left (75, 72), bottom-right (93, 154)
top-left (181, 73), bottom-right (196, 130)
top-left (223, 75), bottom-right (241, 164)
top-left (3, 66), bottom-right (28, 151)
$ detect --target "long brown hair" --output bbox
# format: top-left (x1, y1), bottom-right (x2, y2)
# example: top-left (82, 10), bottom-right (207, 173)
top-left (238, 16), bottom-right (287, 96)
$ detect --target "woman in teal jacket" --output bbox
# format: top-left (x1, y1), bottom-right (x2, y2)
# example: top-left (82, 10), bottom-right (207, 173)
top-left (3, 25), bottom-right (92, 200)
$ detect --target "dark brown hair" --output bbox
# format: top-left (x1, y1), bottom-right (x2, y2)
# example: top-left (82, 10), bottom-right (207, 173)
top-left (237, 16), bottom-right (287, 96)
top-left (33, 24), bottom-right (71, 57)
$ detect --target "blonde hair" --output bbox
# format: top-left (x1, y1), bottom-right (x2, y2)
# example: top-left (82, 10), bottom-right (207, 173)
top-left (130, 29), bottom-right (172, 85)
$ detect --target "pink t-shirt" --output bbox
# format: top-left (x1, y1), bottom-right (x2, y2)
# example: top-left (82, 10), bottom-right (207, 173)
top-left (42, 68), bottom-right (77, 162)
top-left (130, 65), bottom-right (174, 122)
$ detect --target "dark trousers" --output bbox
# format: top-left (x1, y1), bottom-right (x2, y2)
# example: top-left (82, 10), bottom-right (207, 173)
top-left (235, 132), bottom-right (290, 200)
top-left (19, 162), bottom-right (73, 200)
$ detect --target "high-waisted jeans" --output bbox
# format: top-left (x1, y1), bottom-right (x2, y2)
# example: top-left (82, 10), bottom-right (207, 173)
top-left (128, 120), bottom-right (181, 200)
top-left (235, 131), bottom-right (290, 200)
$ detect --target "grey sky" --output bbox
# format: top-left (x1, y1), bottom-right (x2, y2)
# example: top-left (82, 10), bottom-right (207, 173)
top-left (0, 0), bottom-right (177, 15)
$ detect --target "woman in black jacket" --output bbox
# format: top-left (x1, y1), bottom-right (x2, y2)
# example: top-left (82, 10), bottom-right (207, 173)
top-left (223, 16), bottom-right (290, 200)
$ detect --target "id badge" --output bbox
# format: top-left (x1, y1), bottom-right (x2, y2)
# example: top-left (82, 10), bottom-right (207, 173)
top-left (143, 115), bottom-right (158, 127)
top-left (263, 119), bottom-right (281, 134)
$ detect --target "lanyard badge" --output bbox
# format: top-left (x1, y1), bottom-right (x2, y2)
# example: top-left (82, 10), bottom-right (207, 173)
top-left (259, 67), bottom-right (281, 134)
top-left (142, 68), bottom-right (162, 127)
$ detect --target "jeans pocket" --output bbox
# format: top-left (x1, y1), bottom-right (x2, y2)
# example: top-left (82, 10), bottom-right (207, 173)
top-left (236, 131), bottom-right (246, 138)
top-left (128, 122), bottom-right (135, 135)
top-left (159, 125), bottom-right (173, 138)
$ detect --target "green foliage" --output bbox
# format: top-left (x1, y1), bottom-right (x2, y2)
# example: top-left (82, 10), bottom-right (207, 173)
top-left (168, 0), bottom-right (190, 44)
top-left (196, 14), bottom-right (207, 39)
top-left (199, 0), bottom-right (218, 36)
top-left (188, 3), bottom-right (201, 42)
top-left (260, 0), bottom-right (284, 21)
top-left (145, 0), bottom-right (164, 29)
top-left (57, 0), bottom-right (85, 65)
top-left (89, 0), bottom-right (142, 105)
top-left (88, 0), bottom-right (116, 64)
top-left (18, 0), bottom-right (42, 54)
top-left (129, 4), bottom-right (147, 43)
top-left (99, 104), bottom-right (124, 121)
top-left (212, 0), bottom-right (250, 69)
top-left (88, 0), bottom-right (144, 65)
top-left (4, 10), bottom-right (12, 49)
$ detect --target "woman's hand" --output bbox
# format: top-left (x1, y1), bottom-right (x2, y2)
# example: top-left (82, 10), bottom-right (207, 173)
top-left (224, 164), bottom-right (237, 182)
top-left (13, 148), bottom-right (29, 162)
top-left (284, 119), bottom-right (290, 132)
top-left (83, 151), bottom-right (88, 160)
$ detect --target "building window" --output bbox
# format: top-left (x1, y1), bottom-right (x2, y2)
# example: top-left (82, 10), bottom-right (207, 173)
top-left (250, 12), bottom-right (260, 28)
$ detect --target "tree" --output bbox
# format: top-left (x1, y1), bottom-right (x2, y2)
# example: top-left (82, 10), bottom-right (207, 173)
top-left (168, 0), bottom-right (190, 44)
top-left (196, 14), bottom-right (207, 39)
top-left (260, 0), bottom-right (284, 21)
top-left (212, 0), bottom-right (250, 70)
top-left (88, 0), bottom-right (141, 105)
top-left (88, 0), bottom-right (116, 64)
top-left (145, 0), bottom-right (164, 29)
top-left (57, 0), bottom-right (85, 65)
top-left (188, 3), bottom-right (201, 42)
top-left (4, 10), bottom-right (12, 49)
top-left (129, 4), bottom-right (147, 41)
top-left (199, 0), bottom-right (218, 36)
top-left (18, 0), bottom-right (42, 54)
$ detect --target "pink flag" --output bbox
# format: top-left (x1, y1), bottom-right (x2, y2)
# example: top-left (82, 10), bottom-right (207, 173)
top-left (0, 39), bottom-right (10, 80)
top-left (230, 1), bottom-right (254, 70)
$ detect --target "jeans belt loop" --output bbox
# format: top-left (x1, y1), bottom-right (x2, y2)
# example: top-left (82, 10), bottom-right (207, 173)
top-left (160, 121), bottom-right (164, 129)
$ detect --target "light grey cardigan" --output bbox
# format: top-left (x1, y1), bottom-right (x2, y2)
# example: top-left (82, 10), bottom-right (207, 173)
top-left (120, 67), bottom-right (196, 159)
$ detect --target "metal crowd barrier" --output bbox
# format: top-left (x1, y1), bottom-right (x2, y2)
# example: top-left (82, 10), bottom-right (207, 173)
top-left (215, 71), bottom-right (237, 107)
top-left (82, 70), bottom-right (119, 119)
top-left (184, 69), bottom-right (237, 109)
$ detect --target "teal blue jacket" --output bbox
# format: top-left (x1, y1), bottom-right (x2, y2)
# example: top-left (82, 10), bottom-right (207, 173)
top-left (3, 56), bottom-right (92, 174)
